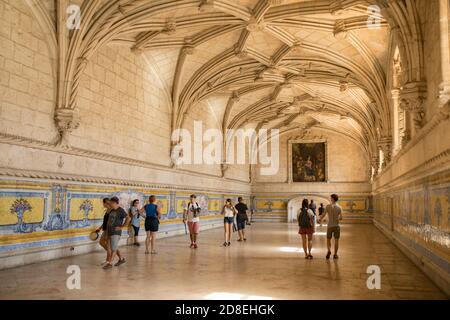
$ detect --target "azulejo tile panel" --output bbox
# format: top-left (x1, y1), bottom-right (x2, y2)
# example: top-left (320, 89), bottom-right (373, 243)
top-left (373, 181), bottom-right (450, 268)
top-left (0, 180), bottom-right (250, 253)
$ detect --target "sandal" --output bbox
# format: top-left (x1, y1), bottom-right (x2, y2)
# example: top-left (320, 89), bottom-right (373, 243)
top-left (308, 254), bottom-right (313, 259)
top-left (326, 251), bottom-right (331, 260)
top-left (333, 254), bottom-right (339, 259)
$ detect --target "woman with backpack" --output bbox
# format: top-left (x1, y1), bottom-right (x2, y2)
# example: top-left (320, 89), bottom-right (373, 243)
top-left (298, 198), bottom-right (315, 259)
top-left (139, 195), bottom-right (161, 254)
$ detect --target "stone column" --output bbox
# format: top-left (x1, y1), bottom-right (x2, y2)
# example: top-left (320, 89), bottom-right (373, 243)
top-left (391, 89), bottom-right (401, 154)
top-left (438, 0), bottom-right (450, 107)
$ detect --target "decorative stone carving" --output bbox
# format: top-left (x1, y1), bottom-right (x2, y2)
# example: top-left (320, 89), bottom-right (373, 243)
top-left (329, 0), bottom-right (345, 16)
top-left (246, 16), bottom-right (266, 32)
top-left (399, 82), bottom-right (427, 136)
top-left (198, 0), bottom-right (215, 12)
top-left (163, 18), bottom-right (177, 35)
top-left (378, 137), bottom-right (392, 168)
top-left (54, 108), bottom-right (80, 148)
top-left (220, 163), bottom-right (229, 177)
top-left (231, 91), bottom-right (240, 102)
top-left (371, 155), bottom-right (380, 179)
top-left (334, 20), bottom-right (347, 39)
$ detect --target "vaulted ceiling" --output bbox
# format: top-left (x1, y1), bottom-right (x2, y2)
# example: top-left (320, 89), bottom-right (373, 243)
top-left (33, 0), bottom-right (426, 167)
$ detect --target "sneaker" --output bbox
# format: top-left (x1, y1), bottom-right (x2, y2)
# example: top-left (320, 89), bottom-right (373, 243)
top-left (227, 242), bottom-right (231, 246)
top-left (223, 242), bottom-right (227, 247)
top-left (114, 258), bottom-right (126, 266)
top-left (102, 263), bottom-right (112, 269)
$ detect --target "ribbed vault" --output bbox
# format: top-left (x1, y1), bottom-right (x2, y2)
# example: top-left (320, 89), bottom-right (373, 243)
top-left (35, 0), bottom-right (429, 178)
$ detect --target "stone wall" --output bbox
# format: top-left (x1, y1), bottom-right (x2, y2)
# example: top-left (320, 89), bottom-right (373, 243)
top-left (251, 128), bottom-right (372, 221)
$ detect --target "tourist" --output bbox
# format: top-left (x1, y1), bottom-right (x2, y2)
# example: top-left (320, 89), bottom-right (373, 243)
top-left (222, 198), bottom-right (236, 246)
top-left (318, 203), bottom-right (325, 227)
top-left (298, 198), bottom-right (315, 259)
top-left (235, 197), bottom-right (248, 241)
top-left (183, 194), bottom-right (201, 248)
top-left (140, 195), bottom-right (161, 254)
top-left (319, 194), bottom-right (343, 259)
top-left (96, 198), bottom-right (111, 266)
top-left (129, 199), bottom-right (143, 246)
top-left (103, 196), bottom-right (130, 269)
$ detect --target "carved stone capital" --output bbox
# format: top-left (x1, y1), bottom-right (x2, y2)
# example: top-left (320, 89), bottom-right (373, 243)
top-left (399, 82), bottom-right (427, 130)
top-left (378, 137), bottom-right (392, 167)
top-left (231, 91), bottom-right (240, 102)
top-left (54, 108), bottom-right (80, 148)
top-left (182, 45), bottom-right (195, 55)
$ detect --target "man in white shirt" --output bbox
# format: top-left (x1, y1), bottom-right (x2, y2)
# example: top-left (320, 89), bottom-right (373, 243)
top-left (183, 194), bottom-right (201, 249)
top-left (319, 194), bottom-right (343, 259)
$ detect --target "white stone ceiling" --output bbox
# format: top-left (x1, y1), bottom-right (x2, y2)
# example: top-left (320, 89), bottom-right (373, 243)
top-left (47, 0), bottom-right (430, 162)
top-left (119, 0), bottom-right (392, 158)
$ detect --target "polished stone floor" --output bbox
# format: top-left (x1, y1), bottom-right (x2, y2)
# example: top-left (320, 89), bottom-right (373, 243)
top-left (0, 223), bottom-right (446, 300)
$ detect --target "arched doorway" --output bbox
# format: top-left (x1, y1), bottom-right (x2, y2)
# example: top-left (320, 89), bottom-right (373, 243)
top-left (287, 195), bottom-right (330, 222)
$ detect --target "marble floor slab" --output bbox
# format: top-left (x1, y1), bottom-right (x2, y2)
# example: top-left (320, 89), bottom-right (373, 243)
top-left (0, 223), bottom-right (446, 300)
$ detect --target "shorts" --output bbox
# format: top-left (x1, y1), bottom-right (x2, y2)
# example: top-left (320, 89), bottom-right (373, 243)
top-left (299, 227), bottom-right (315, 235)
top-left (110, 235), bottom-right (121, 251)
top-left (132, 225), bottom-right (140, 236)
top-left (224, 217), bottom-right (234, 224)
top-left (327, 226), bottom-right (340, 239)
top-left (187, 221), bottom-right (200, 234)
top-left (236, 219), bottom-right (246, 230)
top-left (145, 217), bottom-right (159, 232)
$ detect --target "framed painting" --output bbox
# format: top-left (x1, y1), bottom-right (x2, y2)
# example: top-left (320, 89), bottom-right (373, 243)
top-left (288, 140), bottom-right (327, 183)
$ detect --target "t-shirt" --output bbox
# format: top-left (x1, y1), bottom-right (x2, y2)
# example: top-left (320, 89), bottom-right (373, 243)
top-left (130, 206), bottom-right (141, 227)
top-left (184, 202), bottom-right (200, 222)
top-left (144, 203), bottom-right (158, 219)
top-left (324, 204), bottom-right (342, 228)
top-left (223, 206), bottom-right (235, 218)
top-left (107, 207), bottom-right (127, 236)
top-left (235, 203), bottom-right (248, 221)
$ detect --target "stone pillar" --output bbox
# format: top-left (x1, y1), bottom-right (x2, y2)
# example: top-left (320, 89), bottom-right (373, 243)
top-left (391, 89), bottom-right (401, 154)
top-left (438, 0), bottom-right (450, 107)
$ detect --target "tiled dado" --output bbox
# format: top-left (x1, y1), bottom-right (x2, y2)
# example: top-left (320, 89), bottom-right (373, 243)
top-left (372, 173), bottom-right (450, 296)
top-left (0, 179), bottom-right (250, 269)
top-left (251, 195), bottom-right (372, 222)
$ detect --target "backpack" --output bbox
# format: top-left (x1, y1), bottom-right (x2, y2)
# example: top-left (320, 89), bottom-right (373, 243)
top-left (298, 208), bottom-right (312, 228)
